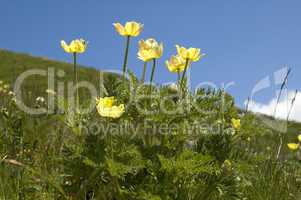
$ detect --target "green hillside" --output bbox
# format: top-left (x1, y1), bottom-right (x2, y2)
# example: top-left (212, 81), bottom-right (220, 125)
top-left (0, 49), bottom-right (300, 199)
top-left (0, 49), bottom-right (118, 102)
top-left (0, 49), bottom-right (105, 82)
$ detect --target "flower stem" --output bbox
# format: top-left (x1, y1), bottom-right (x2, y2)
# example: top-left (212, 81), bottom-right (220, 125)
top-left (149, 59), bottom-right (156, 92)
top-left (180, 58), bottom-right (189, 90)
top-left (141, 62), bottom-right (147, 83)
top-left (73, 53), bottom-right (79, 111)
top-left (110, 133), bottom-right (114, 159)
top-left (122, 36), bottom-right (131, 79)
top-left (177, 71), bottom-right (180, 84)
top-left (177, 71), bottom-right (181, 95)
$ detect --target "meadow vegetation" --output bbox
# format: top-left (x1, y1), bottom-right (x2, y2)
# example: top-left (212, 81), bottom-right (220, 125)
top-left (0, 20), bottom-right (300, 200)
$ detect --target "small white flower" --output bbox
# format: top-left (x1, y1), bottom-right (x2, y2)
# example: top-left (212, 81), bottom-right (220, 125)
top-left (8, 91), bottom-right (15, 96)
top-left (46, 89), bottom-right (56, 95)
top-left (36, 97), bottom-right (45, 103)
top-left (65, 181), bottom-right (72, 185)
top-left (168, 83), bottom-right (178, 91)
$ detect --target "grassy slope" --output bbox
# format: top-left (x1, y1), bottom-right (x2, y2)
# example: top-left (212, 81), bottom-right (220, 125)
top-left (0, 49), bottom-right (102, 84)
top-left (0, 49), bottom-right (120, 102)
top-left (0, 49), bottom-right (300, 146)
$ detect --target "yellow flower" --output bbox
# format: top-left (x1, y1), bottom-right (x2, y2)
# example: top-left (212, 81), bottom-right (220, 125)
top-left (287, 143), bottom-right (300, 151)
top-left (223, 159), bottom-right (232, 167)
top-left (61, 39), bottom-right (87, 54)
top-left (96, 97), bottom-right (125, 119)
top-left (175, 45), bottom-right (204, 62)
top-left (113, 21), bottom-right (143, 37)
top-left (231, 118), bottom-right (241, 130)
top-left (137, 38), bottom-right (163, 62)
top-left (298, 134), bottom-right (301, 142)
top-left (222, 159), bottom-right (232, 172)
top-left (165, 55), bottom-right (187, 73)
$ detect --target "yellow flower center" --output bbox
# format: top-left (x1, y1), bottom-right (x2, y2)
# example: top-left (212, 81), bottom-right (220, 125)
top-left (103, 98), bottom-right (114, 108)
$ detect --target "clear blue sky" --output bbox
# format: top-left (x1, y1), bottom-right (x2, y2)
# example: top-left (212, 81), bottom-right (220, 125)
top-left (1, 0), bottom-right (301, 107)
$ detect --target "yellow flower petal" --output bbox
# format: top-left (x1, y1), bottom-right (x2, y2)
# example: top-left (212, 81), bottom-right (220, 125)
top-left (61, 40), bottom-right (71, 53)
top-left (287, 143), bottom-right (300, 150)
top-left (165, 55), bottom-right (186, 73)
top-left (175, 45), bottom-right (187, 58)
top-left (113, 23), bottom-right (126, 36)
top-left (137, 38), bottom-right (163, 62)
top-left (298, 134), bottom-right (301, 142)
top-left (125, 21), bottom-right (143, 37)
top-left (125, 22), bottom-right (134, 35)
top-left (96, 96), bottom-right (125, 119)
top-left (188, 48), bottom-right (201, 62)
top-left (114, 21), bottom-right (143, 37)
top-left (61, 39), bottom-right (87, 54)
top-left (175, 45), bottom-right (204, 62)
top-left (231, 118), bottom-right (241, 130)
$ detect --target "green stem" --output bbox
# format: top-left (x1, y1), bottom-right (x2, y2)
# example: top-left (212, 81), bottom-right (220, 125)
top-left (150, 59), bottom-right (156, 85)
top-left (177, 70), bottom-right (181, 96)
top-left (99, 71), bottom-right (103, 96)
top-left (149, 59), bottom-right (156, 92)
top-left (180, 58), bottom-right (189, 89)
top-left (110, 133), bottom-right (114, 159)
top-left (73, 53), bottom-right (79, 112)
top-left (122, 36), bottom-right (131, 79)
top-left (141, 62), bottom-right (147, 83)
